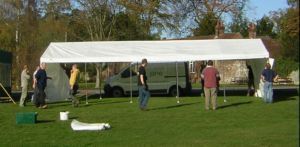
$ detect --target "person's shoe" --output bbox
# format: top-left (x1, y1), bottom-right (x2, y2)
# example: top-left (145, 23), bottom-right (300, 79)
top-left (140, 107), bottom-right (147, 111)
top-left (19, 105), bottom-right (24, 107)
top-left (41, 105), bottom-right (48, 109)
top-left (75, 99), bottom-right (79, 107)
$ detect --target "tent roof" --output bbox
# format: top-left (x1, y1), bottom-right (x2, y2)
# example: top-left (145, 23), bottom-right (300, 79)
top-left (40, 39), bottom-right (269, 63)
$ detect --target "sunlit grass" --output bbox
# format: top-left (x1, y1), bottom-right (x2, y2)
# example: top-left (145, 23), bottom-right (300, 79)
top-left (0, 95), bottom-right (298, 146)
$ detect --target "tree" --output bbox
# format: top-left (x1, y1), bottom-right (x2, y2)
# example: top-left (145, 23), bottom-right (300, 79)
top-left (271, 0), bottom-right (299, 76)
top-left (229, 1), bottom-right (249, 37)
top-left (118, 0), bottom-right (176, 39)
top-left (229, 17), bottom-right (248, 37)
top-left (256, 16), bottom-right (277, 38)
top-left (278, 8), bottom-right (299, 62)
top-left (192, 12), bottom-right (218, 36)
top-left (172, 0), bottom-right (249, 36)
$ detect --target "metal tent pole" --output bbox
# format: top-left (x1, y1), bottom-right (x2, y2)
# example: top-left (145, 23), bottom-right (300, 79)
top-left (130, 63), bottom-right (133, 103)
top-left (223, 61), bottom-right (227, 102)
top-left (176, 62), bottom-right (180, 103)
top-left (85, 63), bottom-right (88, 104)
top-left (99, 63), bottom-right (102, 99)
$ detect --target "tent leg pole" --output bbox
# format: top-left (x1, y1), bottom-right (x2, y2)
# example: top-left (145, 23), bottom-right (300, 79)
top-left (99, 63), bottom-right (102, 99)
top-left (130, 63), bottom-right (133, 103)
top-left (223, 63), bottom-right (227, 102)
top-left (136, 62), bottom-right (139, 99)
top-left (85, 63), bottom-right (88, 104)
top-left (176, 62), bottom-right (180, 104)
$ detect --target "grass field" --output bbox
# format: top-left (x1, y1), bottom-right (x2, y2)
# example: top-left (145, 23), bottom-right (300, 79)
top-left (0, 95), bottom-right (298, 146)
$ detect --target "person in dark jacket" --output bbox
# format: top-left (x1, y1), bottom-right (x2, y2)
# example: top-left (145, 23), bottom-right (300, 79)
top-left (33, 63), bottom-right (52, 109)
top-left (247, 65), bottom-right (255, 96)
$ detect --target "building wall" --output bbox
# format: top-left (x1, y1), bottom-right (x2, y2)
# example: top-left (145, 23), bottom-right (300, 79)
top-left (192, 60), bottom-right (248, 84)
top-left (215, 60), bottom-right (247, 84)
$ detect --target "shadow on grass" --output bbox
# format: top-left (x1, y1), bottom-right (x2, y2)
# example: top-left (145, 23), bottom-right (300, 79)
top-left (76, 99), bottom-right (130, 108)
top-left (149, 102), bottom-right (200, 111)
top-left (273, 89), bottom-right (298, 103)
top-left (218, 101), bottom-right (252, 109)
top-left (37, 120), bottom-right (55, 123)
top-left (69, 116), bottom-right (79, 119)
top-left (273, 97), bottom-right (296, 103)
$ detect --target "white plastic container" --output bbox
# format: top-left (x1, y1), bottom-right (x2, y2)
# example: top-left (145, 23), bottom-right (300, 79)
top-left (60, 111), bottom-right (69, 121)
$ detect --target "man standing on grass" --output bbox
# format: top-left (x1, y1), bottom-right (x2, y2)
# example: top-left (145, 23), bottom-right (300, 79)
top-left (138, 58), bottom-right (150, 111)
top-left (201, 60), bottom-right (220, 110)
top-left (261, 63), bottom-right (278, 103)
top-left (19, 65), bottom-right (30, 107)
top-left (247, 64), bottom-right (255, 96)
top-left (34, 63), bottom-right (52, 109)
top-left (69, 64), bottom-right (80, 107)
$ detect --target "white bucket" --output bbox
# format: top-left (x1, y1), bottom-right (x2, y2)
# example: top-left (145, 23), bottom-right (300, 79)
top-left (60, 111), bottom-right (69, 121)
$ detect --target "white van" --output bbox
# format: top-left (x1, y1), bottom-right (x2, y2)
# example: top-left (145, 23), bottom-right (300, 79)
top-left (104, 62), bottom-right (191, 97)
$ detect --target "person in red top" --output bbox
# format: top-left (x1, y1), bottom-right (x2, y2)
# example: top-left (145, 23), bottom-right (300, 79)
top-left (201, 60), bottom-right (220, 110)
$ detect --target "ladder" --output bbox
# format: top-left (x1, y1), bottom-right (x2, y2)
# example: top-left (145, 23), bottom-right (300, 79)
top-left (0, 83), bottom-right (16, 104)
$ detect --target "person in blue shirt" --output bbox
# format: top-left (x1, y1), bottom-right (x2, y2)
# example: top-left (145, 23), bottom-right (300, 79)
top-left (261, 63), bottom-right (278, 103)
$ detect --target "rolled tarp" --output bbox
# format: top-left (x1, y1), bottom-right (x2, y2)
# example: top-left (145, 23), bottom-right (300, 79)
top-left (71, 119), bottom-right (110, 131)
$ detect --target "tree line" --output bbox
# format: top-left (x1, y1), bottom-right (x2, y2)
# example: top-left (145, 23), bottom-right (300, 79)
top-left (0, 0), bottom-right (298, 89)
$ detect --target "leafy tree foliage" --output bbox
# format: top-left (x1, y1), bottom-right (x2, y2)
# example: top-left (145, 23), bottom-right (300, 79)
top-left (193, 12), bottom-right (218, 36)
top-left (256, 16), bottom-right (277, 38)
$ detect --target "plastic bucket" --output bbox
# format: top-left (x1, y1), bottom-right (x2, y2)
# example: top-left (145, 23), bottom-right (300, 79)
top-left (60, 111), bottom-right (69, 121)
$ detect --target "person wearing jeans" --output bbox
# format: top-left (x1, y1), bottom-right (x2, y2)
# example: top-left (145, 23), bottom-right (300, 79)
top-left (138, 85), bottom-right (150, 110)
top-left (261, 63), bottom-right (278, 103)
top-left (138, 58), bottom-right (150, 110)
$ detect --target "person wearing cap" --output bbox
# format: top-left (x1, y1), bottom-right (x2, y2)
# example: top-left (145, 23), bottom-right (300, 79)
top-left (19, 65), bottom-right (30, 107)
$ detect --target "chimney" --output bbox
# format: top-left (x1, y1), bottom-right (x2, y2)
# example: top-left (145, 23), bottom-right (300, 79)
top-left (248, 23), bottom-right (256, 39)
top-left (215, 20), bottom-right (224, 39)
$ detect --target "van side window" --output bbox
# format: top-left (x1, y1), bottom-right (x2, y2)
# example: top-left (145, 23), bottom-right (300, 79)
top-left (121, 67), bottom-right (137, 78)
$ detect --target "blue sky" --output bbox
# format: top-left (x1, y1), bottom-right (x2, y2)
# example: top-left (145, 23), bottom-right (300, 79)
top-left (247, 0), bottom-right (289, 21)
top-left (162, 0), bottom-right (290, 39)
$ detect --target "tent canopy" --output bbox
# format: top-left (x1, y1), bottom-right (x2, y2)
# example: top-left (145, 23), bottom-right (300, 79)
top-left (41, 39), bottom-right (269, 63)
top-left (41, 39), bottom-right (269, 101)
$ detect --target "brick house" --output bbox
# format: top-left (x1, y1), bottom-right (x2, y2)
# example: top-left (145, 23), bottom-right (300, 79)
top-left (187, 21), bottom-right (280, 84)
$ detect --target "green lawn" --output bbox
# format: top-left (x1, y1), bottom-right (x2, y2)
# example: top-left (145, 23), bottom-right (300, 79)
top-left (0, 95), bottom-right (298, 146)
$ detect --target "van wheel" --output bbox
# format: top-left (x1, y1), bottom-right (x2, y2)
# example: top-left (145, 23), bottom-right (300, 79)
top-left (169, 86), bottom-right (181, 97)
top-left (112, 87), bottom-right (124, 97)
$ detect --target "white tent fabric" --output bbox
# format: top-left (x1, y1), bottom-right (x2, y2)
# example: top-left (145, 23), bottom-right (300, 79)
top-left (71, 119), bottom-right (110, 131)
top-left (41, 39), bottom-right (269, 63)
top-left (41, 39), bottom-right (270, 101)
top-left (45, 64), bottom-right (70, 101)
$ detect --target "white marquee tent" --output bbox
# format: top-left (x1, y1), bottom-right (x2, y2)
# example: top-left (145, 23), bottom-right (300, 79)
top-left (40, 39), bottom-right (269, 102)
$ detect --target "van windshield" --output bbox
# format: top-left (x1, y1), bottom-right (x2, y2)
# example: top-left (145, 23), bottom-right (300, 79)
top-left (121, 67), bottom-right (137, 78)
